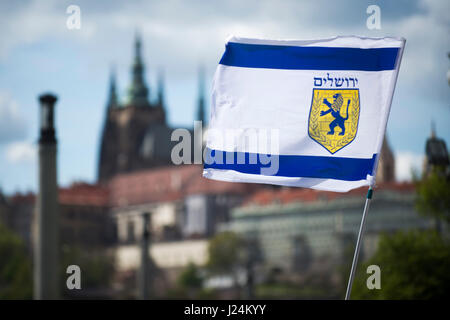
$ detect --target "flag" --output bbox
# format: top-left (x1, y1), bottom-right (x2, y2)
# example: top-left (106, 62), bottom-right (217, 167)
top-left (203, 36), bottom-right (405, 192)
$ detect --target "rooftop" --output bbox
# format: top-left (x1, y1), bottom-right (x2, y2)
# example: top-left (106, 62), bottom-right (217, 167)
top-left (6, 167), bottom-right (417, 211)
top-left (241, 182), bottom-right (416, 208)
top-left (59, 182), bottom-right (109, 207)
top-left (108, 164), bottom-right (255, 208)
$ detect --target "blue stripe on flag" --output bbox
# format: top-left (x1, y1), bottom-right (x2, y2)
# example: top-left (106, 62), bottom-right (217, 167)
top-left (204, 149), bottom-right (377, 181)
top-left (219, 42), bottom-right (399, 71)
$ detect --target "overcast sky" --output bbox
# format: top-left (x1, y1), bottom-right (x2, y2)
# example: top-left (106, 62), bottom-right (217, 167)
top-left (0, 0), bottom-right (449, 193)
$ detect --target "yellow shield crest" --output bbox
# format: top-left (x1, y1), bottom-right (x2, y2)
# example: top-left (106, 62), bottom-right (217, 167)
top-left (308, 89), bottom-right (360, 154)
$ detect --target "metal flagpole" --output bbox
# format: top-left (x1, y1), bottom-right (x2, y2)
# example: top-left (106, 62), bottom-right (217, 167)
top-left (345, 186), bottom-right (373, 300)
top-left (139, 212), bottom-right (151, 300)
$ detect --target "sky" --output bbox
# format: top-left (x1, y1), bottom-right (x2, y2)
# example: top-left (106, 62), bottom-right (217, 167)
top-left (0, 0), bottom-right (449, 194)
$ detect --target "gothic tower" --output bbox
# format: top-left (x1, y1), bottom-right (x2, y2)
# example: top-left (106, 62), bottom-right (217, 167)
top-left (98, 34), bottom-right (168, 183)
top-left (376, 135), bottom-right (396, 183)
top-left (127, 34), bottom-right (150, 107)
top-left (423, 122), bottom-right (450, 177)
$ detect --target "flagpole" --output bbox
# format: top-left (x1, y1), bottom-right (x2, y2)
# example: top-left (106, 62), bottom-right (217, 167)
top-left (345, 186), bottom-right (373, 300)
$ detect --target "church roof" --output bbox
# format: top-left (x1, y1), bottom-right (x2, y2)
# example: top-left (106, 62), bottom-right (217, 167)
top-left (108, 165), bottom-right (254, 208)
top-left (59, 183), bottom-right (109, 206)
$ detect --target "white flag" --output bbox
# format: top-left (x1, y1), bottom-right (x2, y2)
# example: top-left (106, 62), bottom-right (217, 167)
top-left (203, 36), bottom-right (405, 192)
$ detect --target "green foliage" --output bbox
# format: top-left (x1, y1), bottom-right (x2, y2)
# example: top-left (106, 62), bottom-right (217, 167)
top-left (351, 230), bottom-right (450, 299)
top-left (257, 274), bottom-right (339, 300)
top-left (206, 231), bottom-right (244, 274)
top-left (0, 223), bottom-right (32, 299)
top-left (415, 169), bottom-right (450, 224)
top-left (61, 245), bottom-right (115, 291)
top-left (167, 262), bottom-right (217, 299)
top-left (177, 262), bottom-right (202, 289)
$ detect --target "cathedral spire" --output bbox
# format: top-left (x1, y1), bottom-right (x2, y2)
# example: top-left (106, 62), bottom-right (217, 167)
top-left (107, 66), bottom-right (118, 109)
top-left (127, 31), bottom-right (149, 107)
top-left (157, 68), bottom-right (165, 107)
top-left (431, 120), bottom-right (436, 138)
top-left (196, 66), bottom-right (206, 124)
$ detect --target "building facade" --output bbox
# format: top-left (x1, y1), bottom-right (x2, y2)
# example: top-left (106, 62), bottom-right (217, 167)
top-left (224, 184), bottom-right (433, 276)
top-left (108, 164), bottom-right (255, 245)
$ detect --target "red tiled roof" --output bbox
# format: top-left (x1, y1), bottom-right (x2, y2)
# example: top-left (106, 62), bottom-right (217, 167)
top-left (9, 192), bottom-right (36, 205)
top-left (107, 165), bottom-right (254, 208)
top-left (185, 172), bottom-right (257, 196)
top-left (59, 183), bottom-right (109, 206)
top-left (7, 183), bottom-right (109, 207)
top-left (242, 182), bottom-right (416, 207)
top-left (7, 169), bottom-right (416, 210)
top-left (5, 165), bottom-right (259, 209)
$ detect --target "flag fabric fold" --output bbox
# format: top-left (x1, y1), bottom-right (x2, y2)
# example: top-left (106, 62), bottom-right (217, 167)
top-left (203, 35), bottom-right (405, 192)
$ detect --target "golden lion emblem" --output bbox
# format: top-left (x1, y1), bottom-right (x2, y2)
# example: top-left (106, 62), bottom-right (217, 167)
top-left (308, 89), bottom-right (360, 154)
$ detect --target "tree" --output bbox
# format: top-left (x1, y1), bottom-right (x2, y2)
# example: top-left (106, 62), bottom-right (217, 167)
top-left (0, 223), bottom-right (32, 299)
top-left (206, 232), bottom-right (247, 298)
top-left (351, 230), bottom-right (450, 299)
top-left (168, 263), bottom-right (217, 299)
top-left (415, 169), bottom-right (450, 224)
top-left (207, 231), bottom-right (245, 274)
top-left (177, 262), bottom-right (202, 289)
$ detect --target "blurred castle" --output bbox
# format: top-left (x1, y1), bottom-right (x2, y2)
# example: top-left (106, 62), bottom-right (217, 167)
top-left (99, 35), bottom-right (184, 182)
